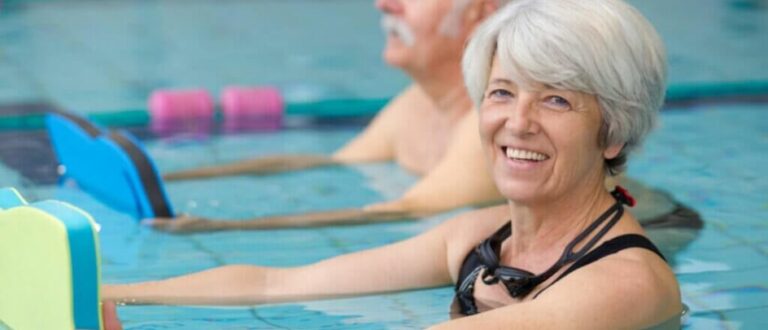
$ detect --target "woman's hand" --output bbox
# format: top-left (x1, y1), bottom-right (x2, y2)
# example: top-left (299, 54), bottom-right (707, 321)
top-left (102, 300), bottom-right (123, 330)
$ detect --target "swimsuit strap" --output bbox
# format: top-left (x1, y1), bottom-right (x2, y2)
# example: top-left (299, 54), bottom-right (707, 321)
top-left (454, 186), bottom-right (641, 315)
top-left (532, 234), bottom-right (665, 299)
top-left (560, 233), bottom-right (666, 277)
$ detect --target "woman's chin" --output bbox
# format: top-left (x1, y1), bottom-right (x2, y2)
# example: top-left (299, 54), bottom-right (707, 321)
top-left (496, 183), bottom-right (544, 205)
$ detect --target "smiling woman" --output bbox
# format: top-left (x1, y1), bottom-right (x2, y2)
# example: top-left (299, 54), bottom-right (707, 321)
top-left (447, 0), bottom-right (678, 326)
top-left (477, 70), bottom-right (615, 204)
top-left (463, 0), bottom-right (666, 176)
top-left (103, 0), bottom-right (681, 328)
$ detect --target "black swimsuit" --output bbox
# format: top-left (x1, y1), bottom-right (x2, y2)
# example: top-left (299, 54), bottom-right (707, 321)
top-left (453, 189), bottom-right (666, 316)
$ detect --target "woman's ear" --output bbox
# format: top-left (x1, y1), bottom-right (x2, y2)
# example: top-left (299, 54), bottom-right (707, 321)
top-left (603, 143), bottom-right (624, 160)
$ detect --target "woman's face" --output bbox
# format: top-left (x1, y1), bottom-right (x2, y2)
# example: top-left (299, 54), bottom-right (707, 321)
top-left (478, 58), bottom-right (622, 204)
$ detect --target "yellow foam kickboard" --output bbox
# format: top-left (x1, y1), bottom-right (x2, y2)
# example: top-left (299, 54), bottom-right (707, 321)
top-left (0, 206), bottom-right (76, 329)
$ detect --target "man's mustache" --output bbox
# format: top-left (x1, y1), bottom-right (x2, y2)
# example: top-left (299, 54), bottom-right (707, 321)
top-left (381, 15), bottom-right (416, 46)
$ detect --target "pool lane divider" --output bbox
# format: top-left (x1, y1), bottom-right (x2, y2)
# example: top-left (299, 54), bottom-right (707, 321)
top-left (1, 80), bottom-right (768, 132)
top-left (0, 97), bottom-right (390, 132)
top-left (46, 112), bottom-right (175, 219)
top-left (0, 187), bottom-right (104, 330)
top-left (147, 87), bottom-right (397, 135)
top-left (665, 80), bottom-right (768, 101)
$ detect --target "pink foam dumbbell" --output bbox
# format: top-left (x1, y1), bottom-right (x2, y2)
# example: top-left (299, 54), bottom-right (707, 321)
top-left (148, 89), bottom-right (215, 136)
top-left (220, 86), bottom-right (284, 132)
top-left (149, 89), bottom-right (215, 121)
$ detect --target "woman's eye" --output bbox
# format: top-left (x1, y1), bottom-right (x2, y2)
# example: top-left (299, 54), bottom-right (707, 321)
top-left (544, 95), bottom-right (571, 110)
top-left (486, 89), bottom-right (513, 101)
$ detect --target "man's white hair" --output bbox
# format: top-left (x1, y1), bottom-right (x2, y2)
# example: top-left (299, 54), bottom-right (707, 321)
top-left (440, 0), bottom-right (515, 37)
top-left (439, 0), bottom-right (475, 37)
top-left (462, 0), bottom-right (667, 175)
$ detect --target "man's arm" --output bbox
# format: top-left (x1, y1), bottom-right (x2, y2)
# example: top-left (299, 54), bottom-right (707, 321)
top-left (163, 154), bottom-right (339, 181)
top-left (331, 84), bottom-right (426, 163)
top-left (380, 110), bottom-right (502, 213)
top-left (104, 217), bottom-right (455, 305)
top-left (147, 109), bottom-right (501, 233)
top-left (163, 85), bottom-right (422, 181)
top-left (146, 208), bottom-right (420, 232)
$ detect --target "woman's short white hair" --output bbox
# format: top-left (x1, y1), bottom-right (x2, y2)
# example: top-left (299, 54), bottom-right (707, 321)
top-left (463, 0), bottom-right (667, 175)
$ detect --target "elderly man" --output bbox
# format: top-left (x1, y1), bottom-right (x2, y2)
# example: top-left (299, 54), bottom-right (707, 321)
top-left (148, 0), bottom-right (510, 232)
top-left (148, 0), bottom-right (699, 233)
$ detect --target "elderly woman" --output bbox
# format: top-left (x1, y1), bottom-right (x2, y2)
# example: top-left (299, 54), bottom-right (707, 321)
top-left (103, 0), bottom-right (681, 328)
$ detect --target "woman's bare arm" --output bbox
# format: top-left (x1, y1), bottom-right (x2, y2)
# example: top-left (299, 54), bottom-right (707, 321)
top-left (104, 217), bottom-right (456, 305)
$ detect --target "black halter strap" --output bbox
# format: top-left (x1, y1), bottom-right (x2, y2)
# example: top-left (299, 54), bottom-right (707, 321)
top-left (474, 187), bottom-right (634, 299)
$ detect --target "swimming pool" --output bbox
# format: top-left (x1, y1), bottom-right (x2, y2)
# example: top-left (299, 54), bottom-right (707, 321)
top-left (1, 0), bottom-right (767, 329)
top-left (0, 101), bottom-right (759, 329)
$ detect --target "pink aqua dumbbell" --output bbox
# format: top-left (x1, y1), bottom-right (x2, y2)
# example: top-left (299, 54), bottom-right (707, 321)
top-left (149, 89), bottom-right (215, 121)
top-left (148, 89), bottom-right (215, 136)
top-left (220, 86), bottom-right (284, 132)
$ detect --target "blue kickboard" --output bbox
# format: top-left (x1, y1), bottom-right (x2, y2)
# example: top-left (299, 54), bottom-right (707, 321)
top-left (46, 112), bottom-right (174, 219)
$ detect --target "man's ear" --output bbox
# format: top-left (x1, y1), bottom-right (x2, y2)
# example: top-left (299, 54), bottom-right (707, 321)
top-left (465, 0), bottom-right (499, 27)
top-left (482, 0), bottom-right (501, 18)
top-left (603, 143), bottom-right (624, 160)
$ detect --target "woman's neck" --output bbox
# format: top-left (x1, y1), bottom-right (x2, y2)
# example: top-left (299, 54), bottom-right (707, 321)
top-left (503, 176), bottom-right (618, 270)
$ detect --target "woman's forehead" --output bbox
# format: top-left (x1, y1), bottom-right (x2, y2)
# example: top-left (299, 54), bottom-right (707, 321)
top-left (487, 60), bottom-right (560, 91)
top-left (488, 52), bottom-right (594, 96)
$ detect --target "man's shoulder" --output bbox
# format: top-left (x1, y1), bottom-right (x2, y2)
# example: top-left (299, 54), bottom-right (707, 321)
top-left (443, 109), bottom-right (483, 154)
top-left (382, 84), bottom-right (433, 116)
top-left (456, 109), bottom-right (479, 130)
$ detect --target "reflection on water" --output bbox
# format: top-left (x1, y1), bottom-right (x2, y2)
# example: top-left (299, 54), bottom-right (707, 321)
top-left (728, 0), bottom-right (768, 10)
top-left (723, 0), bottom-right (767, 35)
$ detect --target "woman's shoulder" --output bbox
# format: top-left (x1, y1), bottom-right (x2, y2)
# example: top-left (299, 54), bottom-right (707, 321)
top-left (438, 204), bottom-right (509, 282)
top-left (537, 229), bottom-right (681, 328)
top-left (598, 240), bottom-right (681, 325)
top-left (441, 204), bottom-right (509, 236)
top-left (601, 217), bottom-right (681, 314)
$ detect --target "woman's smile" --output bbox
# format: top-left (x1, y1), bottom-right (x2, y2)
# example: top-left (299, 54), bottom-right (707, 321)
top-left (498, 146), bottom-right (551, 171)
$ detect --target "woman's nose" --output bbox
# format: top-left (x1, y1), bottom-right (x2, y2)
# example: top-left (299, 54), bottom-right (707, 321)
top-left (504, 98), bottom-right (539, 136)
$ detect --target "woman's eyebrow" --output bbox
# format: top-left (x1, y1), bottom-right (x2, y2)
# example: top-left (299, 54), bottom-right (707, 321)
top-left (538, 84), bottom-right (574, 94)
top-left (488, 78), bottom-right (513, 85)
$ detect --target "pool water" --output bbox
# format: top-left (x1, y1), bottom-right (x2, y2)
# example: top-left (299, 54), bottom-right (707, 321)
top-left (1, 102), bottom-right (762, 329)
top-left (0, 0), bottom-right (766, 329)
top-left (0, 0), bottom-right (766, 116)
top-left (632, 103), bottom-right (768, 329)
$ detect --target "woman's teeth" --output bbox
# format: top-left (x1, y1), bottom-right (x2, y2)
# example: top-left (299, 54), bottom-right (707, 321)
top-left (505, 147), bottom-right (548, 161)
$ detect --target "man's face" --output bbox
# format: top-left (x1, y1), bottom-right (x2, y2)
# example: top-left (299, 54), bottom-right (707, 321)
top-left (377, 0), bottom-right (472, 75)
